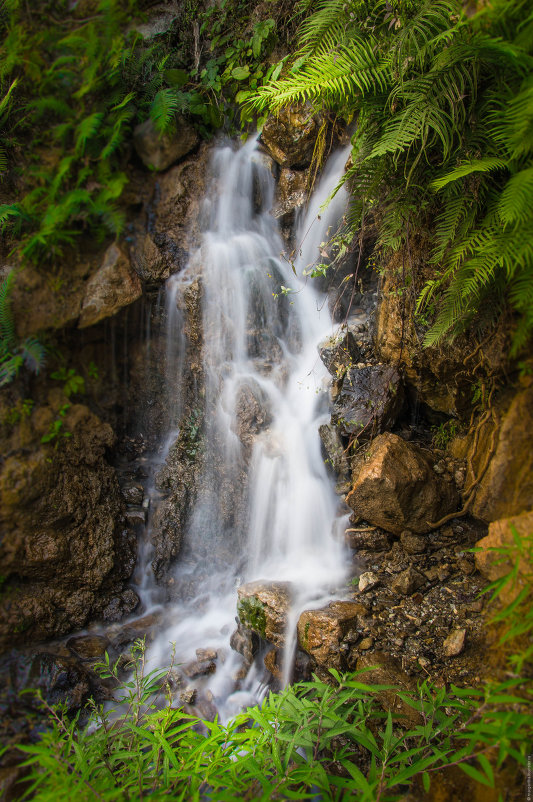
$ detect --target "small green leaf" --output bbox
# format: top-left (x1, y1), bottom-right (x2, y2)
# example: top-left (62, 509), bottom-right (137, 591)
top-left (231, 66), bottom-right (250, 80)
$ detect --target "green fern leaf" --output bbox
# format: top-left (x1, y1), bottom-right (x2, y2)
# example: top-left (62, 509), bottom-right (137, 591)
top-left (499, 168), bottom-right (533, 225)
top-left (75, 112), bottom-right (104, 155)
top-left (149, 89), bottom-right (183, 134)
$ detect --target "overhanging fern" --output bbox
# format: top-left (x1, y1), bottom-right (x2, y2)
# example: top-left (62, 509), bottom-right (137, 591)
top-left (250, 0), bottom-right (533, 355)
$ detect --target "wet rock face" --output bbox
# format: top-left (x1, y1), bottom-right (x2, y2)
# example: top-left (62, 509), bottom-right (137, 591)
top-left (133, 116), bottom-right (199, 172)
top-left (297, 601), bottom-right (369, 669)
top-left (319, 423), bottom-right (349, 477)
top-left (0, 400), bottom-right (134, 650)
top-left (260, 107), bottom-right (323, 168)
top-left (237, 581), bottom-right (292, 648)
top-left (318, 328), bottom-right (363, 376)
top-left (331, 365), bottom-right (404, 440)
top-left (128, 144), bottom-right (210, 284)
top-left (346, 433), bottom-right (460, 535)
top-left (272, 167), bottom-right (309, 230)
top-left (233, 380), bottom-right (273, 457)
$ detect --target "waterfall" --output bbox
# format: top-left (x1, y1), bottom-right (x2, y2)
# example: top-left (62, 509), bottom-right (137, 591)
top-left (143, 136), bottom-right (351, 717)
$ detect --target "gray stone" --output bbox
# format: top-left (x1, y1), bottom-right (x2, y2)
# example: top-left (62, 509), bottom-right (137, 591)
top-left (319, 423), bottom-right (349, 477)
top-left (133, 117), bottom-right (199, 172)
top-left (332, 365), bottom-right (404, 440)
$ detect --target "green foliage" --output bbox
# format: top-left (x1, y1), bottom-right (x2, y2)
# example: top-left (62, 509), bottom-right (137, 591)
top-left (40, 403), bottom-right (71, 445)
top-left (250, 0), bottom-right (533, 355)
top-left (479, 526), bottom-right (533, 674)
top-left (431, 418), bottom-right (457, 449)
top-left (0, 1), bottom-right (147, 263)
top-left (50, 367), bottom-right (85, 398)
top-left (0, 273), bottom-right (46, 386)
top-left (18, 536), bottom-right (533, 800)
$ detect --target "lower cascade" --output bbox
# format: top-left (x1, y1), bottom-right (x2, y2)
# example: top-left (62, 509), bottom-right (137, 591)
top-left (135, 136), bottom-right (353, 718)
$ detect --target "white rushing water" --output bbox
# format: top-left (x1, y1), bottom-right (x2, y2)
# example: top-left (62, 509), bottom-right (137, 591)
top-left (144, 136), bottom-right (352, 717)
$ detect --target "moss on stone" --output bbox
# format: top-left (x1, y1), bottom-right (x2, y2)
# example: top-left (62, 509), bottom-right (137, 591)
top-left (237, 596), bottom-right (267, 639)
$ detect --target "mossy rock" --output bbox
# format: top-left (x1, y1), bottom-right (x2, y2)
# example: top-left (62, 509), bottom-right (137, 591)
top-left (237, 596), bottom-right (267, 640)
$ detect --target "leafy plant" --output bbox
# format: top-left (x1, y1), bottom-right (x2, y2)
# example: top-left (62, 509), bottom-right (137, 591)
top-left (250, 0), bottom-right (533, 355)
top-left (0, 273), bottom-right (46, 386)
top-left (41, 403), bottom-right (71, 445)
top-left (50, 367), bottom-right (85, 398)
top-left (16, 532), bottom-right (533, 800)
top-left (431, 419), bottom-right (458, 449)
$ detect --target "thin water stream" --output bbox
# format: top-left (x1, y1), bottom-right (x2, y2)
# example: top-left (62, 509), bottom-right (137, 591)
top-left (134, 136), bottom-right (352, 718)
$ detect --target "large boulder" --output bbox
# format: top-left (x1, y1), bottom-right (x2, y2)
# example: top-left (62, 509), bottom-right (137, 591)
top-left (346, 433), bottom-right (460, 534)
top-left (237, 581), bottom-right (292, 647)
top-left (78, 244), bottom-right (142, 328)
top-left (331, 365), bottom-right (404, 439)
top-left (297, 601), bottom-right (368, 669)
top-left (133, 117), bottom-right (199, 172)
top-left (474, 510), bottom-right (533, 604)
top-left (260, 107), bottom-right (322, 168)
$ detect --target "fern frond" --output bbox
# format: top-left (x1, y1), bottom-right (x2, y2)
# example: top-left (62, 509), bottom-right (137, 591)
top-left (0, 272), bottom-right (16, 348)
top-left (251, 39), bottom-right (389, 112)
top-left (0, 77), bottom-right (18, 119)
top-left (499, 168), bottom-right (533, 225)
top-left (21, 337), bottom-right (46, 375)
top-left (75, 113), bottom-right (104, 155)
top-left (296, 0), bottom-right (353, 59)
top-left (431, 157), bottom-right (507, 190)
top-left (149, 89), bottom-right (182, 134)
top-left (0, 204), bottom-right (21, 230)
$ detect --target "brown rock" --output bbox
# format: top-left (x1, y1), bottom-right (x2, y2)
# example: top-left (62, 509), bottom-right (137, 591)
top-left (78, 244), bottom-right (142, 328)
top-left (443, 628), bottom-right (466, 657)
top-left (356, 651), bottom-right (421, 726)
top-left (400, 530), bottom-right (427, 554)
top-left (129, 233), bottom-right (167, 283)
top-left (183, 659), bottom-right (216, 679)
top-left (345, 527), bottom-right (390, 552)
top-left (67, 635), bottom-right (109, 662)
top-left (264, 648), bottom-right (282, 680)
top-left (346, 433), bottom-right (460, 535)
top-left (0, 403), bottom-right (132, 649)
top-left (272, 168), bottom-right (309, 222)
top-left (474, 510), bottom-right (533, 604)
top-left (320, 423), bottom-right (350, 477)
top-left (133, 116), bottom-right (199, 172)
top-left (391, 567), bottom-right (426, 596)
top-left (469, 387), bottom-right (533, 522)
top-left (358, 572), bottom-right (380, 592)
top-left (196, 648), bottom-right (217, 662)
top-left (237, 581), bottom-right (292, 647)
top-left (297, 601), bottom-right (368, 668)
top-left (260, 106), bottom-right (322, 168)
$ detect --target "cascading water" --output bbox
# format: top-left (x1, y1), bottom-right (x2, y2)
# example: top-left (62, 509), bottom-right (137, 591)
top-left (142, 136), bottom-right (352, 717)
